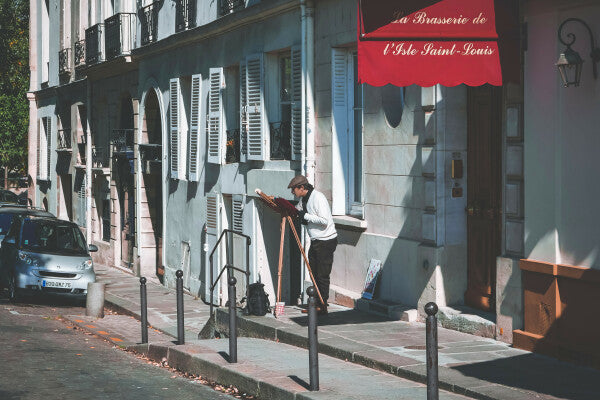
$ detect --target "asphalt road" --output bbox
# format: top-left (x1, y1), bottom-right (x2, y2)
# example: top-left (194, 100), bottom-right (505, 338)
top-left (0, 295), bottom-right (238, 400)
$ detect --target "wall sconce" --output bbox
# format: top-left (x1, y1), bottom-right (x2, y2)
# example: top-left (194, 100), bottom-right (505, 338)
top-left (556, 18), bottom-right (600, 87)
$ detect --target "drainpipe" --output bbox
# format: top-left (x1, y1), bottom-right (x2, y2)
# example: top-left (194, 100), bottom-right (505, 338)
top-left (85, 81), bottom-right (92, 245)
top-left (301, 0), bottom-right (315, 302)
top-left (27, 0), bottom-right (38, 205)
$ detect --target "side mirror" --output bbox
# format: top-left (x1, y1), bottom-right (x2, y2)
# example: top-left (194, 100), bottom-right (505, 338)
top-left (88, 244), bottom-right (98, 253)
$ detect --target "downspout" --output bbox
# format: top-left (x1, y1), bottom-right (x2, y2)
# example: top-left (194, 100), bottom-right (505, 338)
top-left (85, 81), bottom-right (92, 246)
top-left (27, 0), bottom-right (38, 205)
top-left (301, 0), bottom-right (315, 301)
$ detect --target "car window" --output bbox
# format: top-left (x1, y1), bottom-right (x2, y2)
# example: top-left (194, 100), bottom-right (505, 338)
top-left (21, 220), bottom-right (88, 255)
top-left (0, 214), bottom-right (14, 235)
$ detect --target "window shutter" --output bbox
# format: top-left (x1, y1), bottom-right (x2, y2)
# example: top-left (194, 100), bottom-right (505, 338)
top-left (169, 78), bottom-right (180, 179)
top-left (46, 117), bottom-right (52, 179)
top-left (232, 194), bottom-right (244, 232)
top-left (188, 74), bottom-right (202, 181)
top-left (207, 67), bottom-right (224, 164)
top-left (291, 46), bottom-right (303, 161)
top-left (239, 63), bottom-right (247, 162)
top-left (204, 192), bottom-right (221, 300)
top-left (37, 119), bottom-right (42, 178)
top-left (331, 49), bottom-right (349, 215)
top-left (246, 54), bottom-right (267, 160)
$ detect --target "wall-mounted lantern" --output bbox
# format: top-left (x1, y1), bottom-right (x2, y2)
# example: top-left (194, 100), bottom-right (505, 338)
top-left (556, 18), bottom-right (600, 87)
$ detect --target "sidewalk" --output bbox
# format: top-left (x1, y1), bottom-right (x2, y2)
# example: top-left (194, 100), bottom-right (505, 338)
top-left (93, 264), bottom-right (599, 400)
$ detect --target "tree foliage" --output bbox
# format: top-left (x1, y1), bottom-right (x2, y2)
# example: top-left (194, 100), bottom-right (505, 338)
top-left (0, 0), bottom-right (29, 175)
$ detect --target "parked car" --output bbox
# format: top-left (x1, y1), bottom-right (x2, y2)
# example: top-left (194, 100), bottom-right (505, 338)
top-left (0, 216), bottom-right (98, 302)
top-left (0, 207), bottom-right (55, 246)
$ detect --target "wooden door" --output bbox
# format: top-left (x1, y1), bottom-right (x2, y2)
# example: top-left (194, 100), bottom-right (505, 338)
top-left (465, 85), bottom-right (502, 311)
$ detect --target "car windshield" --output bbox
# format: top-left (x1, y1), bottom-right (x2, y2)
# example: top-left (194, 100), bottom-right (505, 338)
top-left (0, 214), bottom-right (14, 235)
top-left (21, 220), bottom-right (88, 255)
top-left (1, 191), bottom-right (18, 203)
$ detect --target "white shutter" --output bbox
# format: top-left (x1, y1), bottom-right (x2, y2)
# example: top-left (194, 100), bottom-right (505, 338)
top-left (204, 192), bottom-right (222, 300)
top-left (232, 194), bottom-right (244, 232)
top-left (169, 78), bottom-right (180, 179)
top-left (46, 117), bottom-right (52, 179)
top-left (207, 68), bottom-right (224, 164)
top-left (246, 54), bottom-right (267, 160)
top-left (37, 119), bottom-right (42, 178)
top-left (291, 46), bottom-right (303, 161)
top-left (239, 63), bottom-right (247, 162)
top-left (331, 49), bottom-right (349, 215)
top-left (188, 74), bottom-right (202, 181)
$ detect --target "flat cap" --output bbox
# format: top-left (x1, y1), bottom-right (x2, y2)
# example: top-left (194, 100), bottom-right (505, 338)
top-left (287, 175), bottom-right (309, 188)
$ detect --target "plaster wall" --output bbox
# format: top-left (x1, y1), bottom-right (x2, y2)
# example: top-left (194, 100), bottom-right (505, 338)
top-left (314, 0), bottom-right (468, 308)
top-left (524, 0), bottom-right (600, 269)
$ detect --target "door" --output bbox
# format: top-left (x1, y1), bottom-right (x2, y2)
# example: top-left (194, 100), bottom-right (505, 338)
top-left (465, 85), bottom-right (502, 311)
top-left (119, 160), bottom-right (135, 269)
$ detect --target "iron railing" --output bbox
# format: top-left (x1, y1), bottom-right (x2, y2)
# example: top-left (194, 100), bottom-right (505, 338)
top-left (140, 2), bottom-right (159, 46)
top-left (175, 0), bottom-right (196, 32)
top-left (59, 48), bottom-right (71, 75)
top-left (111, 129), bottom-right (134, 153)
top-left (219, 0), bottom-right (245, 17)
top-left (57, 129), bottom-right (72, 150)
top-left (226, 128), bottom-right (240, 163)
top-left (76, 137), bottom-right (87, 165)
top-left (139, 143), bottom-right (162, 162)
top-left (85, 23), bottom-right (105, 64)
top-left (269, 121), bottom-right (291, 160)
top-left (105, 13), bottom-right (136, 60)
top-left (74, 39), bottom-right (86, 67)
top-left (92, 146), bottom-right (109, 169)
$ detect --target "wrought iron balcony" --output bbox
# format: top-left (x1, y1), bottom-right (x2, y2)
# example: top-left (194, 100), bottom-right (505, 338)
top-left (140, 2), bottom-right (159, 46)
top-left (139, 143), bottom-right (162, 162)
top-left (105, 13), bottom-right (136, 60)
top-left (92, 146), bottom-right (109, 170)
top-left (269, 121), bottom-right (291, 160)
top-left (85, 23), bottom-right (105, 64)
top-left (175, 0), bottom-right (196, 32)
top-left (225, 128), bottom-right (240, 163)
top-left (59, 48), bottom-right (71, 75)
top-left (219, 0), bottom-right (245, 17)
top-left (56, 129), bottom-right (72, 152)
top-left (111, 129), bottom-right (134, 154)
top-left (76, 137), bottom-right (87, 165)
top-left (74, 39), bottom-right (86, 68)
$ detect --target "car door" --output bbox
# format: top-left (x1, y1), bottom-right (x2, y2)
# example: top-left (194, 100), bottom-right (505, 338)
top-left (0, 218), bottom-right (21, 281)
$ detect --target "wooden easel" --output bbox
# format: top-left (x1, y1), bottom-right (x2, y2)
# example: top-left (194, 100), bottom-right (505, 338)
top-left (255, 189), bottom-right (325, 314)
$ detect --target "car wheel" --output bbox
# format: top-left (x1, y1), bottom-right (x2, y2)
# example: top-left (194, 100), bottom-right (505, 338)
top-left (7, 273), bottom-right (20, 303)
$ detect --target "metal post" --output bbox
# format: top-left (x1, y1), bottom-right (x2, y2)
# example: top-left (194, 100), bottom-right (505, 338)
top-left (228, 276), bottom-right (237, 363)
top-left (425, 302), bottom-right (439, 400)
top-left (307, 286), bottom-right (319, 391)
top-left (140, 277), bottom-right (148, 344)
top-left (176, 269), bottom-right (185, 345)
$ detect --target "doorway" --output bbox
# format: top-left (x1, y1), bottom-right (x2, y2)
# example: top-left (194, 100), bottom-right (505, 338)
top-left (465, 85), bottom-right (502, 311)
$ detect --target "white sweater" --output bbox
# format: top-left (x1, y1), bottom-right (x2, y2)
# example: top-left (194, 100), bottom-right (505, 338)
top-left (296, 189), bottom-right (337, 241)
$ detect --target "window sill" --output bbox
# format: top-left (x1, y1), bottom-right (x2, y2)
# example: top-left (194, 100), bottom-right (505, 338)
top-left (333, 215), bottom-right (367, 231)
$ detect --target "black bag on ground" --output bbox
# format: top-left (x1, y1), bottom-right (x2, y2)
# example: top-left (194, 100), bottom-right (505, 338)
top-left (246, 282), bottom-right (270, 316)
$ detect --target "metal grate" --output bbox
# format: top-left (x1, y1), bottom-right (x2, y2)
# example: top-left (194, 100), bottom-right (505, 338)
top-left (175, 0), bottom-right (196, 32)
top-left (85, 23), bottom-right (105, 64)
top-left (74, 40), bottom-right (86, 67)
top-left (140, 2), bottom-right (159, 46)
top-left (105, 13), bottom-right (136, 60)
top-left (59, 48), bottom-right (71, 75)
top-left (219, 0), bottom-right (245, 17)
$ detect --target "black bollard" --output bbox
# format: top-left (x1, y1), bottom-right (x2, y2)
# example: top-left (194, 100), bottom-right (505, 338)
top-left (307, 286), bottom-right (319, 391)
top-left (228, 276), bottom-right (237, 363)
top-left (176, 270), bottom-right (185, 345)
top-left (140, 277), bottom-right (148, 344)
top-left (425, 302), bottom-right (439, 400)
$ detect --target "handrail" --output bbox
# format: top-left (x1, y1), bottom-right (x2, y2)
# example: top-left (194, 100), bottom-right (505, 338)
top-left (209, 229), bottom-right (251, 320)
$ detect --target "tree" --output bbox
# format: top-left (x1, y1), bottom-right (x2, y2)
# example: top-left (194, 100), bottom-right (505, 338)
top-left (0, 0), bottom-right (29, 188)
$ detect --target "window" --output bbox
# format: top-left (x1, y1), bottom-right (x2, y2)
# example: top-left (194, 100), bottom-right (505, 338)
top-left (42, 0), bottom-right (50, 84)
top-left (37, 117), bottom-right (52, 180)
top-left (331, 49), bottom-right (363, 218)
top-left (169, 77), bottom-right (189, 179)
top-left (224, 65), bottom-right (240, 164)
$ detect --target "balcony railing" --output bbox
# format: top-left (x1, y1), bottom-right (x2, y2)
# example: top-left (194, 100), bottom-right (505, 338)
top-left (92, 146), bottom-right (109, 169)
top-left (111, 129), bottom-right (134, 154)
top-left (219, 0), bottom-right (245, 17)
top-left (105, 13), bottom-right (136, 60)
top-left (76, 137), bottom-right (87, 165)
top-left (140, 2), bottom-right (159, 46)
top-left (74, 39), bottom-right (86, 68)
top-left (59, 48), bottom-right (71, 75)
top-left (225, 128), bottom-right (240, 163)
top-left (269, 121), bottom-right (291, 160)
top-left (175, 0), bottom-right (196, 32)
top-left (57, 129), bottom-right (72, 151)
top-left (139, 143), bottom-right (162, 162)
top-left (85, 23), bottom-right (105, 65)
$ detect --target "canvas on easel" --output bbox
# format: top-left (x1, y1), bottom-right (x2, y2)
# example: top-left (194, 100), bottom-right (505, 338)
top-left (362, 259), bottom-right (382, 300)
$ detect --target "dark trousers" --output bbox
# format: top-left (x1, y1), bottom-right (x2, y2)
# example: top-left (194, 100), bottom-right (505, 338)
top-left (308, 237), bottom-right (338, 305)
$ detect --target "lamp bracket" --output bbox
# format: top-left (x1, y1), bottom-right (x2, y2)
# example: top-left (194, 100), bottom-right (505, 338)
top-left (558, 17), bottom-right (600, 79)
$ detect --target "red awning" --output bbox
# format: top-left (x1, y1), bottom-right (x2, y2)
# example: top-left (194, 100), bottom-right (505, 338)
top-left (358, 0), bottom-right (504, 87)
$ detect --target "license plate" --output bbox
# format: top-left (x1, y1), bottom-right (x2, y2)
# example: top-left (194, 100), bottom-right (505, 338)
top-left (42, 280), bottom-right (72, 289)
